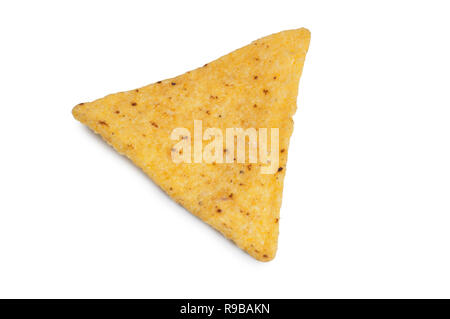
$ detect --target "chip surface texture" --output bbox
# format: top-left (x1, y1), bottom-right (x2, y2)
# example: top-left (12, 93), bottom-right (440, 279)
top-left (73, 28), bottom-right (310, 261)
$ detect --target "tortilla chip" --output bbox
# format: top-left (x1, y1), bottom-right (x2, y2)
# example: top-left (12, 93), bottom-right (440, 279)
top-left (72, 28), bottom-right (310, 261)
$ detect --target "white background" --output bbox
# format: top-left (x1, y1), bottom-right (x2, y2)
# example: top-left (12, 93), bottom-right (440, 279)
top-left (1, 0), bottom-right (449, 298)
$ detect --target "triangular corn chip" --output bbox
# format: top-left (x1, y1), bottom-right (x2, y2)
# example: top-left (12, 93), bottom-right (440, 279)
top-left (73, 28), bottom-right (310, 261)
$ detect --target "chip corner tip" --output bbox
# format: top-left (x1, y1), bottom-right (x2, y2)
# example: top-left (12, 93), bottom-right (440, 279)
top-left (297, 27), bottom-right (311, 43)
top-left (254, 251), bottom-right (277, 262)
top-left (248, 242), bottom-right (278, 262)
top-left (72, 102), bottom-right (86, 120)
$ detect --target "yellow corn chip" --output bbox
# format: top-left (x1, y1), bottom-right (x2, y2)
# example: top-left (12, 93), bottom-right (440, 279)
top-left (73, 28), bottom-right (310, 261)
